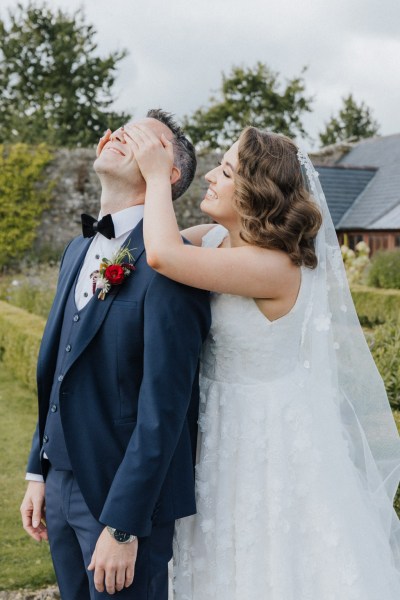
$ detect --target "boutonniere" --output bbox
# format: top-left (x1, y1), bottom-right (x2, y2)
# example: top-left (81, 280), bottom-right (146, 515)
top-left (96, 245), bottom-right (135, 300)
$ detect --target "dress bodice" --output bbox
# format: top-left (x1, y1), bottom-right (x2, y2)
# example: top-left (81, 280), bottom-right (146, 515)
top-left (201, 225), bottom-right (312, 384)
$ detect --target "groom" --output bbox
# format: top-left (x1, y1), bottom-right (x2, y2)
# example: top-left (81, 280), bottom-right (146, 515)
top-left (20, 109), bottom-right (211, 598)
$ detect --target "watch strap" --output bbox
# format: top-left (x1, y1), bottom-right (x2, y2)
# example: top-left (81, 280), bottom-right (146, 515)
top-left (106, 526), bottom-right (137, 544)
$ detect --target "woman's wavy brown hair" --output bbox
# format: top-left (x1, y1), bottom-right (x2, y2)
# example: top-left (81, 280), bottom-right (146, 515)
top-left (234, 127), bottom-right (322, 268)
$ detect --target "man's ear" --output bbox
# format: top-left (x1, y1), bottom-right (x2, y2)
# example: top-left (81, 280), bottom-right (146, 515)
top-left (170, 165), bottom-right (181, 185)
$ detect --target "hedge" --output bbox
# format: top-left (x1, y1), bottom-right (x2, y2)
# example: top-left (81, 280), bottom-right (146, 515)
top-left (367, 249), bottom-right (400, 289)
top-left (351, 285), bottom-right (400, 326)
top-left (0, 144), bottom-right (54, 269)
top-left (366, 320), bottom-right (400, 411)
top-left (0, 300), bottom-right (45, 393)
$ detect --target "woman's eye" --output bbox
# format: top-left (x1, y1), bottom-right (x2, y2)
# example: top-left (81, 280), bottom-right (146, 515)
top-left (218, 161), bottom-right (230, 178)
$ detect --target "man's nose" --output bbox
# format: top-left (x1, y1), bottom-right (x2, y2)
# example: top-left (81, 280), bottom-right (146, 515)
top-left (110, 128), bottom-right (125, 143)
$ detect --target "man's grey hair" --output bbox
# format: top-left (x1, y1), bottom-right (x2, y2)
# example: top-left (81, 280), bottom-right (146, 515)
top-left (146, 108), bottom-right (197, 201)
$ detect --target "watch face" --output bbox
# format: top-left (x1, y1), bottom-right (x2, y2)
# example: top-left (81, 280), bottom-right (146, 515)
top-left (114, 530), bottom-right (131, 543)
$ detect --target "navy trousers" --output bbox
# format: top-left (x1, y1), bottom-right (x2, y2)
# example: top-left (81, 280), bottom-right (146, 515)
top-left (45, 467), bottom-right (174, 600)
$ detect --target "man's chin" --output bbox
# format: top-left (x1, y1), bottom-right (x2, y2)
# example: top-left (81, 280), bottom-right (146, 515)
top-left (93, 155), bottom-right (117, 176)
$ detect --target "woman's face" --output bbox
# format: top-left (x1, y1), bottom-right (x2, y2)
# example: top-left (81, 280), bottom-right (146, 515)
top-left (201, 141), bottom-right (241, 228)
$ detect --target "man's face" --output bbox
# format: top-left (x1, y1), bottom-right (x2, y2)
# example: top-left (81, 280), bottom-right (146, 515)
top-left (93, 117), bottom-right (174, 188)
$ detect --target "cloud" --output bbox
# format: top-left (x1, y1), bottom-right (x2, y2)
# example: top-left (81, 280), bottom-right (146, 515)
top-left (1, 0), bottom-right (399, 147)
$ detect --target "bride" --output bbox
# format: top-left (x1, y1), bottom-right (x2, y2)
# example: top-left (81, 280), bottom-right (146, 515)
top-left (123, 122), bottom-right (400, 599)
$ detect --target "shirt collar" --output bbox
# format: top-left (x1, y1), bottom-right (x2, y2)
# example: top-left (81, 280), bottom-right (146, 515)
top-left (99, 205), bottom-right (144, 239)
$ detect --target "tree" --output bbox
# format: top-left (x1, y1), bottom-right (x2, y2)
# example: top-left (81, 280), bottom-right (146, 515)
top-left (183, 63), bottom-right (313, 150)
top-left (319, 94), bottom-right (380, 147)
top-left (0, 2), bottom-right (130, 146)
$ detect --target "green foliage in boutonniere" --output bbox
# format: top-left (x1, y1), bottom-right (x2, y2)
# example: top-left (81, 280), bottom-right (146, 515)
top-left (96, 245), bottom-right (135, 300)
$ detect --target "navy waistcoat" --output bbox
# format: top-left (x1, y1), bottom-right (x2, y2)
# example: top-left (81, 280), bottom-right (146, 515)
top-left (43, 276), bottom-right (92, 469)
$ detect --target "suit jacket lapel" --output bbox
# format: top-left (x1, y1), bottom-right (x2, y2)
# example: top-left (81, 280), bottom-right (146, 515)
top-left (121, 218), bottom-right (145, 263)
top-left (37, 237), bottom-right (91, 387)
top-left (65, 219), bottom-right (145, 370)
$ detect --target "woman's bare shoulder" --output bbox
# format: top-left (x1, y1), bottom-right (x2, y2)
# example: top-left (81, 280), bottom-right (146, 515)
top-left (180, 223), bottom-right (218, 246)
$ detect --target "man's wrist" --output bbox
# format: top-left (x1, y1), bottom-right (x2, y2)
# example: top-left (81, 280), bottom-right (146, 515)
top-left (106, 526), bottom-right (137, 544)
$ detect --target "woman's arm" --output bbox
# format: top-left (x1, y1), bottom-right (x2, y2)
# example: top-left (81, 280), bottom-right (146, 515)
top-left (123, 124), bottom-right (299, 299)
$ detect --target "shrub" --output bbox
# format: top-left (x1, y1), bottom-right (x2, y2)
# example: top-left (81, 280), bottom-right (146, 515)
top-left (351, 286), bottom-right (400, 327)
top-left (0, 144), bottom-right (54, 270)
top-left (0, 300), bottom-right (45, 393)
top-left (367, 249), bottom-right (400, 289)
top-left (341, 241), bottom-right (370, 285)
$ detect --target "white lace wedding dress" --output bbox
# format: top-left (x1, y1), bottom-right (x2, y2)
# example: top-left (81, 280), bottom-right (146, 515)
top-left (172, 225), bottom-right (400, 599)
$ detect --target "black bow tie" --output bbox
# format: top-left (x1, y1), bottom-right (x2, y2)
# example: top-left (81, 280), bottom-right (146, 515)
top-left (81, 213), bottom-right (115, 239)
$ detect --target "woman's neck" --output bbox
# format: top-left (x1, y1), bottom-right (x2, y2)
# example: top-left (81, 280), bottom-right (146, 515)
top-left (227, 227), bottom-right (247, 248)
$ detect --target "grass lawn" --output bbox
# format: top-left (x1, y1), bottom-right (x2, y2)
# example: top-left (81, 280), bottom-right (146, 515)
top-left (0, 370), bottom-right (55, 591)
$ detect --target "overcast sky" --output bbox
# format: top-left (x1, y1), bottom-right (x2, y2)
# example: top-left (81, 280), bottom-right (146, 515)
top-left (1, 0), bottom-right (399, 149)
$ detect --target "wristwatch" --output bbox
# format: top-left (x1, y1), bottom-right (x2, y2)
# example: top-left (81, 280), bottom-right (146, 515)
top-left (106, 526), bottom-right (137, 544)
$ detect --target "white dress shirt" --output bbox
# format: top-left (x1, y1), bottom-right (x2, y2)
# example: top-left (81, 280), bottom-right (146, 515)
top-left (26, 204), bottom-right (144, 482)
top-left (75, 205), bottom-right (144, 310)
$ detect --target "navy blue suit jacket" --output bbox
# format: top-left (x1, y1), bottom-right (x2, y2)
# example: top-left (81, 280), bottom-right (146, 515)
top-left (27, 220), bottom-right (211, 537)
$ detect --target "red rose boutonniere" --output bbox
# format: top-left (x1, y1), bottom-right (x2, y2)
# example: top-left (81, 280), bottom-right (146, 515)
top-left (96, 245), bottom-right (135, 300)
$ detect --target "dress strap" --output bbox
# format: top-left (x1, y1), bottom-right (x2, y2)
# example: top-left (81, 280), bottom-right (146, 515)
top-left (201, 225), bottom-right (229, 248)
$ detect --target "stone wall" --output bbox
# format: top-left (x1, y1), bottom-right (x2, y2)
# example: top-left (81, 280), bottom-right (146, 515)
top-left (33, 149), bottom-right (218, 258)
top-left (32, 144), bottom-right (346, 259)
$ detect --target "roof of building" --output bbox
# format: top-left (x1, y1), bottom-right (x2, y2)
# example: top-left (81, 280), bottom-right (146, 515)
top-left (315, 165), bottom-right (376, 228)
top-left (334, 134), bottom-right (400, 229)
top-left (339, 133), bottom-right (400, 168)
top-left (371, 202), bottom-right (400, 230)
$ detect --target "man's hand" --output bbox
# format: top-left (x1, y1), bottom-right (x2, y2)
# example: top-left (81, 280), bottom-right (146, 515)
top-left (20, 481), bottom-right (48, 542)
top-left (88, 527), bottom-right (138, 595)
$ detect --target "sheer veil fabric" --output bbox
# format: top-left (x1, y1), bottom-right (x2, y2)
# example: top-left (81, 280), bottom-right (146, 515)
top-left (297, 148), bottom-right (400, 560)
top-left (172, 149), bottom-right (400, 599)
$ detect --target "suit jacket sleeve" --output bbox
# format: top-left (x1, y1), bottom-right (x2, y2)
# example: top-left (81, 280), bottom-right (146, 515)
top-left (26, 423), bottom-right (42, 475)
top-left (99, 273), bottom-right (211, 536)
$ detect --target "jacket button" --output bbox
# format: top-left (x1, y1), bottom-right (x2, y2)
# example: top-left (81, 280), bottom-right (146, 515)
top-left (43, 434), bottom-right (49, 443)
top-left (65, 344), bottom-right (71, 352)
top-left (58, 374), bottom-right (64, 382)
top-left (50, 404), bottom-right (57, 413)
top-left (73, 314), bottom-right (79, 322)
